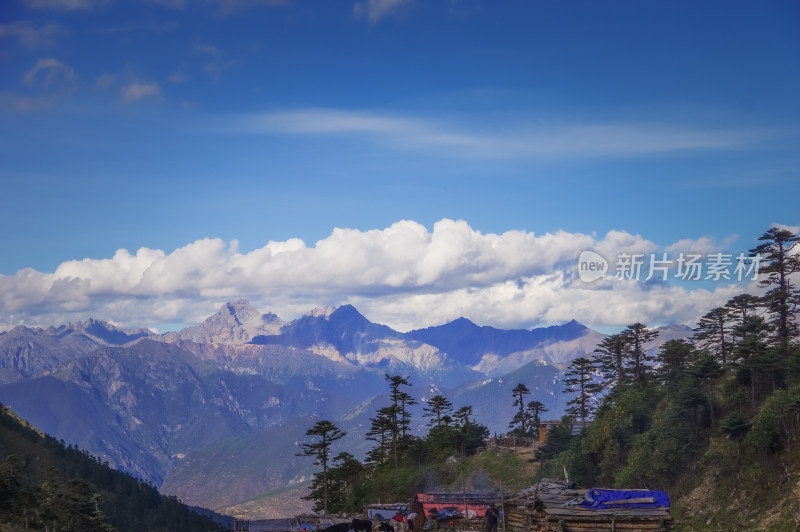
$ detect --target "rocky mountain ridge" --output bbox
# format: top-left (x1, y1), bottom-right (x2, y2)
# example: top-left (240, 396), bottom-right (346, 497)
top-left (0, 301), bottom-right (691, 515)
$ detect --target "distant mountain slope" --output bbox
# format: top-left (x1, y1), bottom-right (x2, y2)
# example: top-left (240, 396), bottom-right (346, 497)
top-left (0, 335), bottom-right (393, 502)
top-left (0, 319), bottom-right (152, 383)
top-left (255, 304), bottom-right (399, 349)
top-left (452, 359), bottom-right (569, 432)
top-left (471, 328), bottom-right (608, 375)
top-left (406, 318), bottom-right (594, 367)
top-left (160, 396), bottom-right (379, 511)
top-left (0, 300), bottom-right (694, 517)
top-left (251, 304), bottom-right (461, 377)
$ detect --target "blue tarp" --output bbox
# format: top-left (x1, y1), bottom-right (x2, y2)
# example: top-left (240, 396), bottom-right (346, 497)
top-left (578, 489), bottom-right (670, 510)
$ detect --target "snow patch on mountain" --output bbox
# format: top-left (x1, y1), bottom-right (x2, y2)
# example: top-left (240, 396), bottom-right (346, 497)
top-left (342, 338), bottom-right (447, 373)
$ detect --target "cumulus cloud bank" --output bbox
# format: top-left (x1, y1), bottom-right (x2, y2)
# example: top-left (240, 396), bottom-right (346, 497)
top-left (0, 219), bottom-right (759, 332)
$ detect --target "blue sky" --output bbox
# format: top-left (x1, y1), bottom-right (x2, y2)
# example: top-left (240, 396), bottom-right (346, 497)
top-left (0, 0), bottom-right (798, 332)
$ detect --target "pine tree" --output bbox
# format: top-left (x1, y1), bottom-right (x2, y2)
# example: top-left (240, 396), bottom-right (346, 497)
top-left (365, 406), bottom-right (394, 466)
top-left (731, 315), bottom-right (774, 407)
top-left (298, 420), bottom-right (346, 514)
top-left (655, 339), bottom-right (696, 388)
top-left (423, 395), bottom-right (454, 427)
top-left (384, 374), bottom-right (416, 466)
top-left (453, 405), bottom-right (474, 427)
top-left (525, 400), bottom-right (548, 439)
top-left (622, 323), bottom-right (659, 387)
top-left (324, 452), bottom-right (365, 514)
top-left (726, 293), bottom-right (761, 322)
top-left (509, 383), bottom-right (531, 435)
top-left (694, 307), bottom-right (735, 366)
top-left (750, 226), bottom-right (800, 362)
top-left (563, 357), bottom-right (601, 424)
top-left (593, 332), bottom-right (630, 390)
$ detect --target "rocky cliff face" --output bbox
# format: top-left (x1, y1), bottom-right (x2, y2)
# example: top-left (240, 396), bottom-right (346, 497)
top-left (163, 299), bottom-right (284, 345)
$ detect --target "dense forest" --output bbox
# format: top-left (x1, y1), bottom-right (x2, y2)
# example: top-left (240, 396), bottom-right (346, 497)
top-left (300, 226), bottom-right (800, 531)
top-left (0, 404), bottom-right (227, 531)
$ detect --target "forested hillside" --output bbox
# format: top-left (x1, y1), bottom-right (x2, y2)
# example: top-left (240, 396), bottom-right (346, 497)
top-left (536, 227), bottom-right (800, 530)
top-left (0, 403), bottom-right (227, 532)
top-left (296, 226), bottom-right (800, 531)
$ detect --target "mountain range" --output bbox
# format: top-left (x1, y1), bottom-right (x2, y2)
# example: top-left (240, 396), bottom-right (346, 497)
top-left (0, 300), bottom-right (690, 517)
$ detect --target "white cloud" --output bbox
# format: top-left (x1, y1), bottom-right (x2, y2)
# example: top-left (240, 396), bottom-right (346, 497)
top-left (121, 81), bottom-right (161, 103)
top-left (96, 72), bottom-right (115, 89)
top-left (239, 108), bottom-right (770, 160)
top-left (353, 0), bottom-right (412, 23)
top-left (664, 235), bottom-right (740, 256)
top-left (194, 43), bottom-right (222, 56)
top-left (25, 0), bottom-right (96, 9)
top-left (0, 22), bottom-right (64, 47)
top-left (167, 72), bottom-right (188, 83)
top-left (147, 0), bottom-right (185, 8)
top-left (193, 43), bottom-right (238, 79)
top-left (356, 274), bottom-right (750, 334)
top-left (14, 57), bottom-right (76, 110)
top-left (22, 58), bottom-right (75, 89)
top-left (0, 219), bottom-right (768, 333)
top-left (217, 0), bottom-right (288, 14)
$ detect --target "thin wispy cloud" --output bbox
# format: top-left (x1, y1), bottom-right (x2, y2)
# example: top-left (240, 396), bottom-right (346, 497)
top-left (353, 0), bottom-right (412, 23)
top-left (0, 22), bottom-right (65, 47)
top-left (13, 57), bottom-right (76, 110)
top-left (25, 0), bottom-right (97, 10)
top-left (121, 81), bottom-right (161, 103)
top-left (194, 43), bottom-right (222, 57)
top-left (96, 72), bottom-right (115, 89)
top-left (240, 108), bottom-right (770, 160)
top-left (146, 0), bottom-right (186, 8)
top-left (22, 58), bottom-right (75, 89)
top-left (167, 72), bottom-right (189, 83)
top-left (193, 42), bottom-right (237, 79)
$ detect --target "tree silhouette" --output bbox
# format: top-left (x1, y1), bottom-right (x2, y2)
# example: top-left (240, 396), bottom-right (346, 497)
top-left (298, 420), bottom-right (346, 514)
top-left (383, 374), bottom-right (416, 466)
top-left (423, 394), bottom-right (454, 428)
top-left (593, 333), bottom-right (630, 390)
top-left (563, 357), bottom-right (601, 424)
top-left (622, 323), bottom-right (659, 387)
top-left (526, 400), bottom-right (548, 439)
top-left (694, 307), bottom-right (735, 366)
top-left (509, 383), bottom-right (532, 435)
top-left (750, 226), bottom-right (800, 363)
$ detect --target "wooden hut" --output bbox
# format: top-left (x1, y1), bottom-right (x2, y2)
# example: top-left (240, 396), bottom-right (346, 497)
top-left (504, 480), bottom-right (672, 532)
top-left (412, 491), bottom-right (499, 531)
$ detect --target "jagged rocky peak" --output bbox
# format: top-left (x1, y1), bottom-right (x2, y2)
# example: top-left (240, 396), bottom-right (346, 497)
top-left (305, 306), bottom-right (336, 319)
top-left (64, 318), bottom-right (153, 345)
top-left (209, 299), bottom-right (263, 327)
top-left (166, 300), bottom-right (285, 345)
